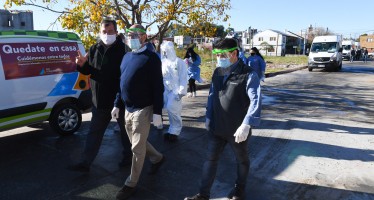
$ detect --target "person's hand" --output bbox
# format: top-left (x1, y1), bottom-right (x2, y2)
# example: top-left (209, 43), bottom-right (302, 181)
top-left (153, 114), bottom-right (162, 127)
top-left (205, 118), bottom-right (210, 131)
top-left (261, 71), bottom-right (265, 82)
top-left (111, 107), bottom-right (119, 119)
top-left (233, 124), bottom-right (251, 143)
top-left (75, 51), bottom-right (88, 67)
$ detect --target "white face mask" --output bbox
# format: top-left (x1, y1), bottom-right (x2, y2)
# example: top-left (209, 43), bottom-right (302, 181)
top-left (216, 57), bottom-right (232, 68)
top-left (100, 34), bottom-right (116, 45)
top-left (127, 38), bottom-right (142, 51)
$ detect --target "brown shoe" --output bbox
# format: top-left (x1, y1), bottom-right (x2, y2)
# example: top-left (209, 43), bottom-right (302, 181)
top-left (116, 185), bottom-right (136, 200)
top-left (148, 156), bottom-right (165, 175)
top-left (184, 193), bottom-right (209, 200)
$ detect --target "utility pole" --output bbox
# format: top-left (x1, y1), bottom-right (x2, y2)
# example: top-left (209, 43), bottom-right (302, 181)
top-left (301, 29), bottom-right (307, 55)
top-left (251, 29), bottom-right (254, 48)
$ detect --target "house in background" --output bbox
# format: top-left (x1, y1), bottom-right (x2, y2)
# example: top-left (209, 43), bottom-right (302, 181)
top-left (251, 29), bottom-right (305, 56)
top-left (0, 9), bottom-right (33, 31)
top-left (360, 34), bottom-right (374, 53)
top-left (252, 29), bottom-right (288, 56)
top-left (285, 30), bottom-right (305, 54)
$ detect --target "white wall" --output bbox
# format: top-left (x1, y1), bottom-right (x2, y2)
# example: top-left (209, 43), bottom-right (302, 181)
top-left (252, 30), bottom-right (286, 56)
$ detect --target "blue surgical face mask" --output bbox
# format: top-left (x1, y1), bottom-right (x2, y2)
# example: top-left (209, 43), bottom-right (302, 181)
top-left (127, 38), bottom-right (141, 51)
top-left (216, 57), bottom-right (231, 68)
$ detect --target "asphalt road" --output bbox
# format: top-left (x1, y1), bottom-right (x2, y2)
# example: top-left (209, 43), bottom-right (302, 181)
top-left (0, 60), bottom-right (373, 200)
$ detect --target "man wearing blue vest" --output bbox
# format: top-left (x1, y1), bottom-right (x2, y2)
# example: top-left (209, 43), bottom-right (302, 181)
top-left (185, 38), bottom-right (261, 200)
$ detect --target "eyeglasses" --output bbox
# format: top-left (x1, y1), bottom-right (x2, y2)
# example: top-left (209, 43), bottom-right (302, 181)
top-left (127, 33), bottom-right (144, 39)
top-left (216, 51), bottom-right (234, 58)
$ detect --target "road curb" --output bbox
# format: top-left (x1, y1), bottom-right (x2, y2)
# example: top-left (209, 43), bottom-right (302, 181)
top-left (196, 66), bottom-right (308, 90)
top-left (266, 66), bottom-right (308, 78)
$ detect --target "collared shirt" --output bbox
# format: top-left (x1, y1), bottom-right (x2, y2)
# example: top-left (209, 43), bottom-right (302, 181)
top-left (206, 61), bottom-right (261, 126)
top-left (133, 45), bottom-right (147, 53)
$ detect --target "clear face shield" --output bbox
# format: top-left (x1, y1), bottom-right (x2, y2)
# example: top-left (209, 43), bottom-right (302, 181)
top-left (212, 47), bottom-right (238, 68)
top-left (125, 28), bottom-right (146, 51)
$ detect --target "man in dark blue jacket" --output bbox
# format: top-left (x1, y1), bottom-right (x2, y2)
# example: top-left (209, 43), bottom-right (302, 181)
top-left (114, 24), bottom-right (164, 200)
top-left (68, 18), bottom-right (132, 172)
top-left (185, 38), bottom-right (261, 200)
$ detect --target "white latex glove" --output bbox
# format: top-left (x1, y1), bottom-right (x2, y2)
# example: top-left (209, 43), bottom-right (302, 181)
top-left (175, 93), bottom-right (184, 101)
top-left (233, 124), bottom-right (251, 143)
top-left (153, 114), bottom-right (163, 127)
top-left (205, 118), bottom-right (210, 131)
top-left (111, 107), bottom-right (119, 119)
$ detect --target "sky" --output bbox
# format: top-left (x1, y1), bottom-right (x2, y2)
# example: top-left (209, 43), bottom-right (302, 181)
top-left (3, 0), bottom-right (374, 39)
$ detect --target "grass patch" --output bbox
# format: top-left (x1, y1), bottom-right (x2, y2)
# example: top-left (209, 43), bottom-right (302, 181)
top-left (175, 48), bottom-right (308, 81)
top-left (263, 55), bottom-right (308, 65)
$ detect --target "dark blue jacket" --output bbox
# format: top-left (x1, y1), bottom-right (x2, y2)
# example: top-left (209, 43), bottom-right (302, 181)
top-left (115, 48), bottom-right (164, 115)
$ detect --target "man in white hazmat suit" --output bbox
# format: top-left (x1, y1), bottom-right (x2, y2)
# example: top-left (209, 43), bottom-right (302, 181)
top-left (160, 41), bottom-right (188, 142)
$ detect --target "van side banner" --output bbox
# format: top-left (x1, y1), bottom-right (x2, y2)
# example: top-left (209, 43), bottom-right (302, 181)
top-left (0, 42), bottom-right (78, 80)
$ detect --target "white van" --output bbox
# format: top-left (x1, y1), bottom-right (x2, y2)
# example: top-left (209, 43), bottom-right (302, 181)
top-left (342, 40), bottom-right (355, 60)
top-left (308, 35), bottom-right (343, 72)
top-left (0, 30), bottom-right (91, 135)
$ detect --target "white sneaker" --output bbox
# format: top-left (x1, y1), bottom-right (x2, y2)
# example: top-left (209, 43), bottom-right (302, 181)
top-left (192, 92), bottom-right (197, 97)
top-left (187, 92), bottom-right (192, 98)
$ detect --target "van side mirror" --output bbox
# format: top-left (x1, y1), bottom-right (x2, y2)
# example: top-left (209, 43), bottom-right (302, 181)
top-left (338, 48), bottom-right (343, 53)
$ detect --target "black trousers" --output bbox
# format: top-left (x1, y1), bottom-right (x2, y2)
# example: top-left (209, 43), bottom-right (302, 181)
top-left (199, 131), bottom-right (250, 197)
top-left (82, 106), bottom-right (132, 166)
top-left (189, 78), bottom-right (196, 93)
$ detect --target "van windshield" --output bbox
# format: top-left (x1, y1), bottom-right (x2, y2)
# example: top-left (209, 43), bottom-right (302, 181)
top-left (342, 45), bottom-right (351, 50)
top-left (311, 42), bottom-right (338, 53)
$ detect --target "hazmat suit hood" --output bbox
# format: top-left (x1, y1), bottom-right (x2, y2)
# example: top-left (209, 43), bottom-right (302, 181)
top-left (160, 41), bottom-right (177, 61)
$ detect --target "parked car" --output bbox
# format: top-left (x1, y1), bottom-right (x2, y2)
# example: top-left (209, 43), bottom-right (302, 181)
top-left (368, 52), bottom-right (374, 58)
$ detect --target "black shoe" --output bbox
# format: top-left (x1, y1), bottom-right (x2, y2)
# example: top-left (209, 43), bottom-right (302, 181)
top-left (227, 184), bottom-right (243, 200)
top-left (116, 185), bottom-right (136, 200)
top-left (168, 134), bottom-right (178, 142)
top-left (163, 133), bottom-right (170, 140)
top-left (118, 158), bottom-right (132, 168)
top-left (184, 193), bottom-right (209, 200)
top-left (66, 163), bottom-right (90, 173)
top-left (148, 156), bottom-right (165, 175)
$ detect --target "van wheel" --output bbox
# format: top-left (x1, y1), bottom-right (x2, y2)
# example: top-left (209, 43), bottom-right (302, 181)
top-left (49, 103), bottom-right (82, 135)
top-left (308, 67), bottom-right (313, 72)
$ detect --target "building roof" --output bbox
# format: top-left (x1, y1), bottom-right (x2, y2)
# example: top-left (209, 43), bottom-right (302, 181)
top-left (285, 31), bottom-right (303, 39)
top-left (266, 29), bottom-right (292, 36)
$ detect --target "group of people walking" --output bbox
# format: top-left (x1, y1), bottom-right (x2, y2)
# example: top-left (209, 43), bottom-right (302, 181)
top-left (68, 18), bottom-right (264, 200)
top-left (350, 47), bottom-right (369, 63)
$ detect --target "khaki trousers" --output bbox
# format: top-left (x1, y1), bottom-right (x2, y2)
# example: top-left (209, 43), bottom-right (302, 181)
top-left (124, 105), bottom-right (163, 187)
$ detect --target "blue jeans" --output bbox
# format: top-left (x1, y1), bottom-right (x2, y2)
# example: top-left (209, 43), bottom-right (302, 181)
top-left (82, 106), bottom-right (132, 166)
top-left (199, 130), bottom-right (250, 197)
top-left (363, 55), bottom-right (368, 63)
